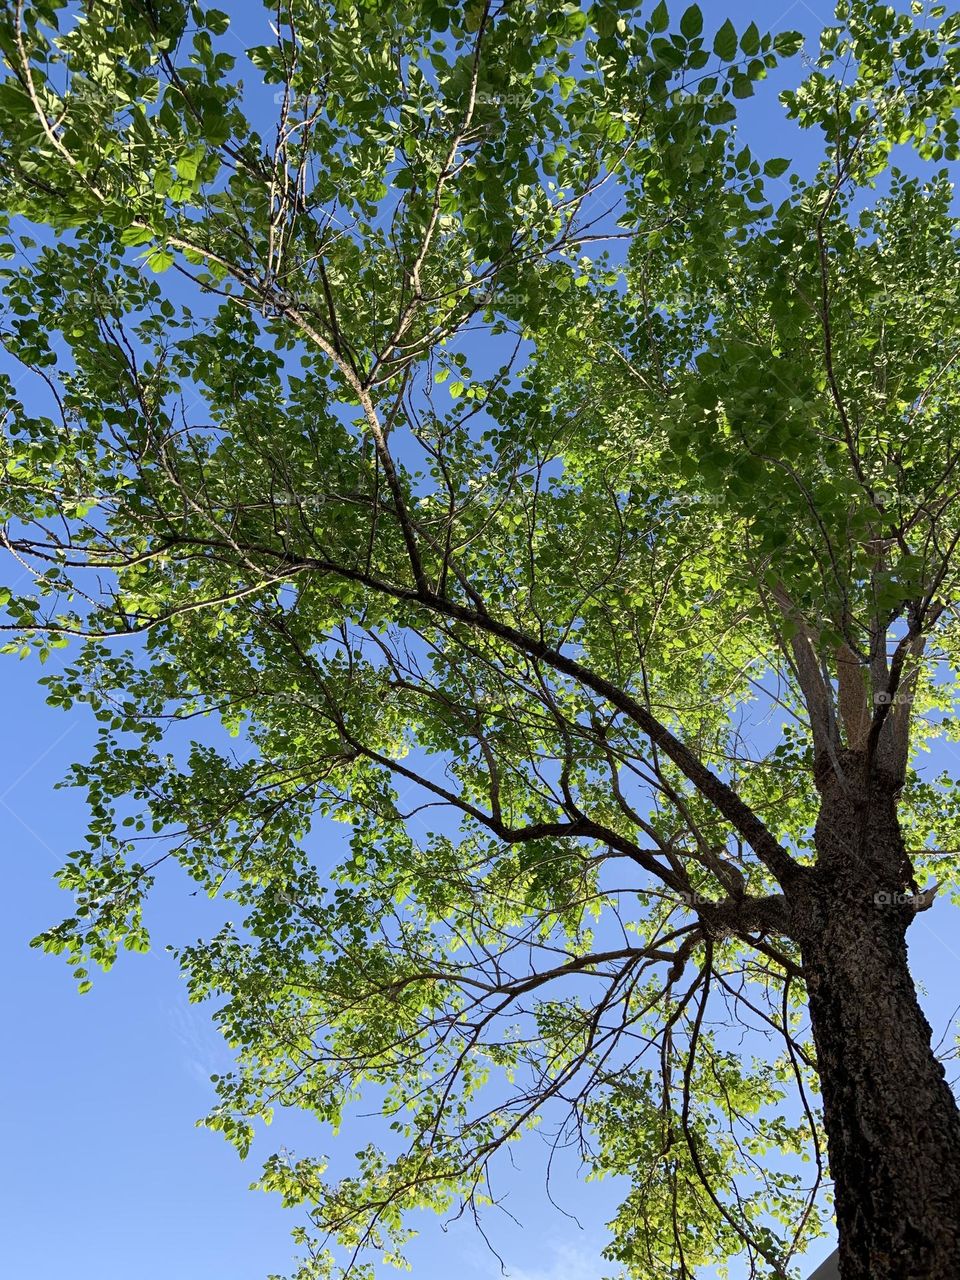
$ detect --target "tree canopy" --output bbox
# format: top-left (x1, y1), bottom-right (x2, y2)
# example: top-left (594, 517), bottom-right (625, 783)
top-left (3, 1), bottom-right (960, 1276)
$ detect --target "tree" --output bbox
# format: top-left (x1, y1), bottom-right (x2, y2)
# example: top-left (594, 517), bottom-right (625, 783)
top-left (2, 0), bottom-right (960, 1275)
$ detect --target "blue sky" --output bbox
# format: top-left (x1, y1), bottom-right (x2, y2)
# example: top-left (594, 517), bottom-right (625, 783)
top-left (3, 2), bottom-right (960, 1279)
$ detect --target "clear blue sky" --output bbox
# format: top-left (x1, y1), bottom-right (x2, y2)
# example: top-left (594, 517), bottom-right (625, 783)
top-left (3, 3), bottom-right (959, 1279)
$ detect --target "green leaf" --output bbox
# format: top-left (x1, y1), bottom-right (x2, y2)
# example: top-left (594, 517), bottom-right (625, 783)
top-left (740, 21), bottom-right (761, 56)
top-left (566, 10), bottom-right (588, 37)
top-left (143, 247), bottom-right (175, 273)
top-left (705, 100), bottom-right (737, 124)
top-left (120, 225), bottom-right (154, 247)
top-left (650, 0), bottom-right (669, 34)
top-left (763, 157), bottom-right (790, 178)
top-left (205, 8), bottom-right (229, 34)
top-left (680, 4), bottom-right (703, 39)
top-left (713, 18), bottom-right (738, 60)
top-left (175, 146), bottom-right (205, 182)
top-left (593, 4), bottom-right (618, 38)
top-left (773, 29), bottom-right (804, 58)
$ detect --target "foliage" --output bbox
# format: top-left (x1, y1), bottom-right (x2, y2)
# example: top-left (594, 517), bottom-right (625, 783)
top-left (2, 0), bottom-right (960, 1275)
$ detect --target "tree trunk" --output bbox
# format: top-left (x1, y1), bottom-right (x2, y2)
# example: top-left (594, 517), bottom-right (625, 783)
top-left (793, 762), bottom-right (960, 1279)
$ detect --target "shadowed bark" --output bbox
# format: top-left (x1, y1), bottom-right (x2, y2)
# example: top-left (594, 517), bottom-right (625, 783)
top-left (791, 759), bottom-right (960, 1279)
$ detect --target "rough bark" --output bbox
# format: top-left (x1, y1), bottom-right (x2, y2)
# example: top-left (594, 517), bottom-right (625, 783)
top-left (791, 756), bottom-right (960, 1279)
